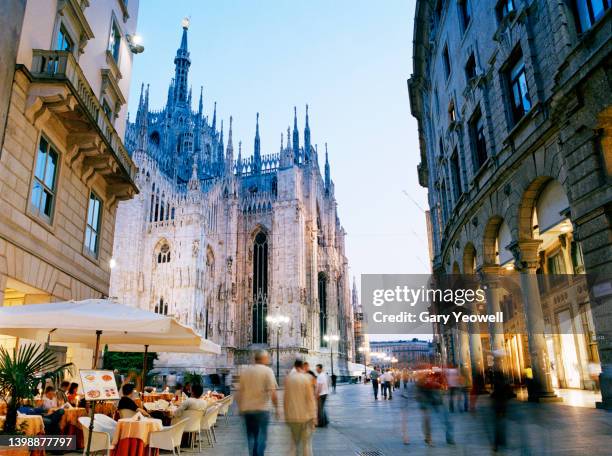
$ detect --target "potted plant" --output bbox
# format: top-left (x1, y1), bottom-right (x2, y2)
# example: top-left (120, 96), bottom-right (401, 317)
top-left (0, 344), bottom-right (72, 434)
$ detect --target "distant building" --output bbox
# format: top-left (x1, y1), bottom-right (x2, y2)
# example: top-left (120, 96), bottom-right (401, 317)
top-left (409, 0), bottom-right (611, 407)
top-left (352, 278), bottom-right (370, 366)
top-left (370, 339), bottom-right (434, 369)
top-left (110, 23), bottom-right (355, 379)
top-left (0, 0), bottom-right (141, 370)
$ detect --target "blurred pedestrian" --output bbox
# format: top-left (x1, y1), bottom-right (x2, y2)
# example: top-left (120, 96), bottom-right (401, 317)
top-left (315, 364), bottom-right (329, 427)
top-left (331, 373), bottom-right (337, 393)
top-left (381, 369), bottom-right (393, 399)
top-left (284, 360), bottom-right (317, 456)
top-left (446, 366), bottom-right (460, 412)
top-left (370, 367), bottom-right (380, 400)
top-left (416, 370), bottom-right (454, 446)
top-left (237, 350), bottom-right (279, 456)
top-left (490, 364), bottom-right (511, 452)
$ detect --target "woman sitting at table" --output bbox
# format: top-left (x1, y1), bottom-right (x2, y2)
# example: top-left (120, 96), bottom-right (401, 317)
top-left (67, 382), bottom-right (79, 405)
top-left (172, 384), bottom-right (207, 417)
top-left (118, 383), bottom-right (150, 418)
top-left (40, 386), bottom-right (65, 433)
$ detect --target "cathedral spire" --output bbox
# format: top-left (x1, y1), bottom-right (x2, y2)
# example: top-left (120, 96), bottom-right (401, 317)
top-left (304, 104), bottom-right (311, 162)
top-left (212, 101), bottom-right (217, 132)
top-left (237, 140), bottom-right (243, 175)
top-left (188, 159), bottom-right (200, 192)
top-left (280, 132), bottom-right (283, 152)
top-left (173, 20), bottom-right (191, 105)
top-left (198, 86), bottom-right (203, 117)
top-left (324, 143), bottom-right (331, 192)
top-left (292, 106), bottom-right (299, 162)
top-left (225, 116), bottom-right (234, 175)
top-left (218, 119), bottom-right (224, 169)
top-left (135, 83), bottom-right (145, 126)
top-left (253, 112), bottom-right (261, 174)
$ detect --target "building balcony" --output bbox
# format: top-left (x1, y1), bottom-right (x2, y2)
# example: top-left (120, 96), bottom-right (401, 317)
top-left (24, 50), bottom-right (137, 201)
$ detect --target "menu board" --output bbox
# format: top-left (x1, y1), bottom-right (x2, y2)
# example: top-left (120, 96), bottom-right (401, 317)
top-left (79, 369), bottom-right (120, 401)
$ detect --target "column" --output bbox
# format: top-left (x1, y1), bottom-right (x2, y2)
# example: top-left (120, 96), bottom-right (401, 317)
top-left (458, 320), bottom-right (472, 385)
top-left (512, 240), bottom-right (559, 401)
top-left (479, 264), bottom-right (505, 354)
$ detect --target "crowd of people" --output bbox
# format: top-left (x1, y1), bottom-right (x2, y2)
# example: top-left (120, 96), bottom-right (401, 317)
top-left (367, 362), bottom-right (513, 451)
top-left (236, 350), bottom-right (335, 456)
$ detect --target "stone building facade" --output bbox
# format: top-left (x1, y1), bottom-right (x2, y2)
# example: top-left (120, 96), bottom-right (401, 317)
top-left (0, 0), bottom-right (140, 370)
top-left (110, 24), bottom-right (355, 379)
top-left (352, 278), bottom-right (370, 366)
top-left (370, 339), bottom-right (434, 370)
top-left (409, 0), bottom-right (611, 407)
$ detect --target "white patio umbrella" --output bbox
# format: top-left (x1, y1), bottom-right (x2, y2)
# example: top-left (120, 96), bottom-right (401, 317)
top-left (0, 299), bottom-right (208, 367)
top-left (106, 333), bottom-right (221, 385)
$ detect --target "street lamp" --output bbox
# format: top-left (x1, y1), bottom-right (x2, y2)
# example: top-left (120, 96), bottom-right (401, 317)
top-left (358, 346), bottom-right (370, 381)
top-left (323, 334), bottom-right (340, 377)
top-left (266, 314), bottom-right (290, 381)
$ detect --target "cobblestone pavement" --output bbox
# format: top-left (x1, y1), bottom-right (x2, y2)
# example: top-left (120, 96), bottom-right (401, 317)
top-left (206, 383), bottom-right (612, 455)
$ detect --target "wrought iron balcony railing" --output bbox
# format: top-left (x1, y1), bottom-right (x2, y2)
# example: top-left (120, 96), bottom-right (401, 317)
top-left (30, 50), bottom-right (136, 183)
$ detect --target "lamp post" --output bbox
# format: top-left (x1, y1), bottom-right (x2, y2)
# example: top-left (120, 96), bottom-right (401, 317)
top-left (323, 334), bottom-right (340, 377)
top-left (266, 314), bottom-right (290, 381)
top-left (358, 346), bottom-right (370, 382)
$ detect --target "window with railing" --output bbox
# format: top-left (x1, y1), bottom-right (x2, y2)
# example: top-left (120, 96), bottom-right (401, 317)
top-left (450, 149), bottom-right (463, 203)
top-left (465, 53), bottom-right (476, 82)
top-left (31, 137), bottom-right (59, 223)
top-left (442, 44), bottom-right (451, 79)
top-left (84, 192), bottom-right (102, 257)
top-left (56, 25), bottom-right (74, 52)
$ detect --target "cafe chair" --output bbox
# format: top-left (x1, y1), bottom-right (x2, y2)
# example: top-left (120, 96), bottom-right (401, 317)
top-left (216, 396), bottom-right (233, 424)
top-left (200, 404), bottom-right (220, 447)
top-left (79, 416), bottom-right (113, 456)
top-left (94, 413), bottom-right (118, 440)
top-left (179, 409), bottom-right (204, 452)
top-left (148, 418), bottom-right (189, 456)
top-left (118, 409), bottom-right (137, 419)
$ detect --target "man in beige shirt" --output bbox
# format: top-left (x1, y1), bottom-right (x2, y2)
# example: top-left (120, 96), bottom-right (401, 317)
top-left (237, 350), bottom-right (278, 456)
top-left (284, 360), bottom-right (317, 456)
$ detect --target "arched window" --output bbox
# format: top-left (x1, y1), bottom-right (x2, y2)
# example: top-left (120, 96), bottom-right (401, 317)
top-left (156, 242), bottom-right (171, 264)
top-left (252, 231), bottom-right (268, 344)
top-left (155, 298), bottom-right (168, 315)
top-left (319, 272), bottom-right (328, 347)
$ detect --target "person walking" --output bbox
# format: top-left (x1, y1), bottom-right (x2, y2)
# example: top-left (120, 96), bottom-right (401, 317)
top-left (331, 373), bottom-right (337, 393)
top-left (315, 364), bottom-right (330, 427)
top-left (382, 369), bottom-right (393, 400)
top-left (370, 367), bottom-right (380, 400)
top-left (284, 360), bottom-right (317, 456)
top-left (237, 350), bottom-right (279, 456)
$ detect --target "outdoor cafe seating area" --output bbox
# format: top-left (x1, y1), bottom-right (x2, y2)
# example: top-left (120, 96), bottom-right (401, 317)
top-left (0, 387), bottom-right (234, 456)
top-left (0, 300), bottom-right (225, 456)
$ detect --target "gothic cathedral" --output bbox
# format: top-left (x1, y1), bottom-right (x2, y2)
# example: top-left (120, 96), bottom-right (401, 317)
top-left (110, 24), bottom-right (355, 379)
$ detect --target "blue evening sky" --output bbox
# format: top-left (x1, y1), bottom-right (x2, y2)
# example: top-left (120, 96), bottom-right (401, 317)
top-left (128, 0), bottom-right (429, 340)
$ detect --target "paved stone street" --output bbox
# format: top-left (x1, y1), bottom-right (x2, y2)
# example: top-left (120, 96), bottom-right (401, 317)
top-left (206, 383), bottom-right (612, 455)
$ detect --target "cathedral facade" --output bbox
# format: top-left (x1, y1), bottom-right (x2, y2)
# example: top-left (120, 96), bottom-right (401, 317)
top-left (110, 24), bottom-right (355, 379)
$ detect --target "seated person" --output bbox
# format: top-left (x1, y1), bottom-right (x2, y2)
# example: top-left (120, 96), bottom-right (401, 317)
top-left (118, 383), bottom-right (150, 417)
top-left (172, 384), bottom-right (208, 417)
top-left (67, 382), bottom-right (79, 406)
top-left (40, 386), bottom-right (65, 433)
top-left (56, 381), bottom-right (70, 405)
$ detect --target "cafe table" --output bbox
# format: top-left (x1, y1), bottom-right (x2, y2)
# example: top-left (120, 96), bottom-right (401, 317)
top-left (0, 415), bottom-right (45, 456)
top-left (110, 416), bottom-right (163, 456)
top-left (58, 407), bottom-right (86, 449)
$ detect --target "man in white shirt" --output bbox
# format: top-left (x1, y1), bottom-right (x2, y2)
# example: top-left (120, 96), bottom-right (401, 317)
top-left (381, 369), bottom-right (394, 400)
top-left (315, 364), bottom-right (330, 427)
top-left (284, 360), bottom-right (317, 456)
top-left (237, 350), bottom-right (279, 456)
